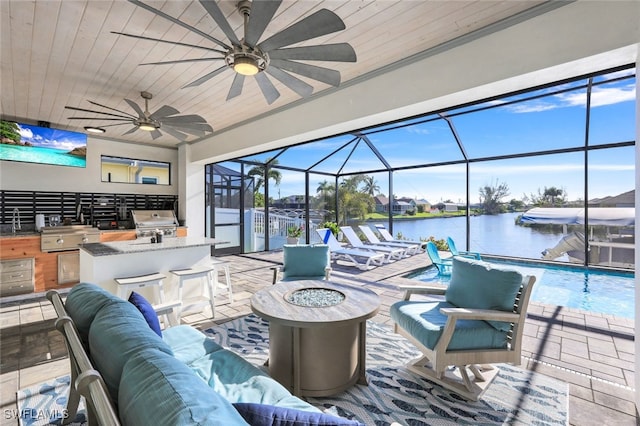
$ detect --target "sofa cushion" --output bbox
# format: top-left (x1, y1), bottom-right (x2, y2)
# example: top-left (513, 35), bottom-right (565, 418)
top-left (119, 348), bottom-right (249, 426)
top-left (390, 300), bottom-right (509, 350)
top-left (233, 403), bottom-right (364, 426)
top-left (282, 245), bottom-right (330, 280)
top-left (188, 349), bottom-right (319, 412)
top-left (89, 298), bottom-right (174, 402)
top-left (163, 325), bottom-right (225, 365)
top-left (446, 256), bottom-right (523, 331)
top-left (64, 283), bottom-right (119, 347)
top-left (128, 291), bottom-right (162, 337)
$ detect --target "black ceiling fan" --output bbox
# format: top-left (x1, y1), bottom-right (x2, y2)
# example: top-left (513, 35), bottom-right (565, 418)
top-left (114, 0), bottom-right (357, 105)
top-left (65, 91), bottom-right (213, 141)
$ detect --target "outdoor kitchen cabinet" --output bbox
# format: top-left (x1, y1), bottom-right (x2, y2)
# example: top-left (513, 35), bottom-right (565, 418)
top-left (0, 257), bottom-right (34, 296)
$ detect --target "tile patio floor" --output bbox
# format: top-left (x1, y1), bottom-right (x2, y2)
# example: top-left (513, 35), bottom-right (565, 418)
top-left (0, 250), bottom-right (636, 425)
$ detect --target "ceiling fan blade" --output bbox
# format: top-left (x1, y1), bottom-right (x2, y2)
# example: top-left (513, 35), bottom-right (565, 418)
top-left (162, 121), bottom-right (213, 133)
top-left (150, 129), bottom-right (163, 140)
top-left (182, 65), bottom-right (229, 88)
top-left (160, 114), bottom-right (207, 124)
top-left (122, 126), bottom-right (139, 135)
top-left (164, 124), bottom-right (208, 137)
top-left (124, 99), bottom-right (145, 118)
top-left (111, 31), bottom-right (226, 54)
top-left (199, 0), bottom-right (240, 45)
top-left (255, 72), bottom-right (280, 105)
top-left (87, 101), bottom-right (138, 117)
top-left (269, 43), bottom-right (356, 62)
top-left (245, 0), bottom-right (282, 47)
top-left (259, 9), bottom-right (346, 52)
top-left (128, 0), bottom-right (230, 49)
top-left (150, 105), bottom-right (180, 120)
top-left (67, 117), bottom-right (132, 121)
top-left (141, 57), bottom-right (224, 66)
top-left (266, 67), bottom-right (313, 98)
top-left (65, 105), bottom-right (134, 119)
top-left (161, 126), bottom-right (190, 141)
top-left (93, 122), bottom-right (132, 128)
top-left (270, 59), bottom-right (341, 86)
top-left (227, 73), bottom-right (245, 100)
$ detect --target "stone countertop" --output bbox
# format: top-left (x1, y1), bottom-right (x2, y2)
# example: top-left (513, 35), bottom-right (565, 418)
top-left (79, 236), bottom-right (218, 257)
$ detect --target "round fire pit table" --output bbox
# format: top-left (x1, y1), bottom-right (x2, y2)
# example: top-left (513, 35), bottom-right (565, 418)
top-left (250, 280), bottom-right (380, 397)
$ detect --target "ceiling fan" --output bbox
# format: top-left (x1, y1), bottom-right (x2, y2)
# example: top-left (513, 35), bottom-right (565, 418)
top-left (113, 0), bottom-right (357, 105)
top-left (64, 91), bottom-right (213, 141)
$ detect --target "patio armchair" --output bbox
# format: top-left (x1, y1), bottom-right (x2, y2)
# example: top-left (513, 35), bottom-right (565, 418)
top-left (272, 244), bottom-right (332, 284)
top-left (426, 241), bottom-right (453, 275)
top-left (447, 237), bottom-right (481, 260)
top-left (390, 256), bottom-right (536, 400)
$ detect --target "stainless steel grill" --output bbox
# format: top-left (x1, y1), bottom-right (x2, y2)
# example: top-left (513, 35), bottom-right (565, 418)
top-left (131, 210), bottom-right (179, 238)
top-left (41, 225), bottom-right (101, 252)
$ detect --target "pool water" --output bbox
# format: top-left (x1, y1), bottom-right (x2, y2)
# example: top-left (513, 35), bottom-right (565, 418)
top-left (406, 260), bottom-right (635, 319)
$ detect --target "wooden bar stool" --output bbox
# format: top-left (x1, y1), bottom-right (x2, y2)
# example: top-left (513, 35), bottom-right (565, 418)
top-left (211, 258), bottom-right (233, 304)
top-left (170, 266), bottom-right (216, 318)
top-left (114, 272), bottom-right (173, 325)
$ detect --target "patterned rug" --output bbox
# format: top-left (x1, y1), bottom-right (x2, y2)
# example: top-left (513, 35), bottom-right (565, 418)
top-left (203, 315), bottom-right (568, 425)
top-left (16, 315), bottom-right (568, 426)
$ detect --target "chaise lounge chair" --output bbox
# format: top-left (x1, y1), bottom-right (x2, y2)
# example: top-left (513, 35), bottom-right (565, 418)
top-left (340, 226), bottom-right (407, 260)
top-left (447, 236), bottom-right (481, 260)
top-left (391, 256), bottom-right (536, 401)
top-left (377, 227), bottom-right (427, 251)
top-left (426, 241), bottom-right (453, 275)
top-left (358, 225), bottom-right (421, 255)
top-left (316, 228), bottom-right (387, 271)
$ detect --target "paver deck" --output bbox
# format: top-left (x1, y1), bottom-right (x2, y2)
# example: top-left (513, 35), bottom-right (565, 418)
top-left (0, 250), bottom-right (636, 425)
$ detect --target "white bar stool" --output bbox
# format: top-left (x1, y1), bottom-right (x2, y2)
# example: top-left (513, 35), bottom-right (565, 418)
top-left (170, 266), bottom-right (216, 318)
top-left (211, 258), bottom-right (233, 304)
top-left (114, 272), bottom-right (173, 325)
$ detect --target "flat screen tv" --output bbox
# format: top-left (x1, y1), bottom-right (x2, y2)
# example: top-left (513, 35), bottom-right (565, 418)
top-left (0, 120), bottom-right (87, 168)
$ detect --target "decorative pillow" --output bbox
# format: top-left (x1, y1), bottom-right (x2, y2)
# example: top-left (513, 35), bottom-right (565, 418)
top-left (446, 256), bottom-right (523, 331)
top-left (233, 403), bottom-right (364, 426)
top-left (282, 245), bottom-right (330, 279)
top-left (128, 291), bottom-right (162, 337)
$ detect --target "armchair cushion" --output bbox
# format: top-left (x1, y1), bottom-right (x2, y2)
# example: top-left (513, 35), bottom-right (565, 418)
top-left (282, 245), bottom-right (330, 280)
top-left (446, 257), bottom-right (523, 331)
top-left (390, 300), bottom-right (509, 350)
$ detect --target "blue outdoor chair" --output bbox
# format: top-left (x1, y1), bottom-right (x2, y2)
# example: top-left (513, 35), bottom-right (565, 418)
top-left (447, 237), bottom-right (482, 260)
top-left (426, 241), bottom-right (453, 275)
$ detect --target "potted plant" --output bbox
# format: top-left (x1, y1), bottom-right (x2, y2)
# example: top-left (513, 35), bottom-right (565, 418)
top-left (287, 224), bottom-right (304, 244)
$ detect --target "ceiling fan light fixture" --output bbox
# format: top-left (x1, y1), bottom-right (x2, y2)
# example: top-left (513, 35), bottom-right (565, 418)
top-left (84, 126), bottom-right (106, 134)
top-left (138, 123), bottom-right (157, 131)
top-left (233, 56), bottom-right (259, 76)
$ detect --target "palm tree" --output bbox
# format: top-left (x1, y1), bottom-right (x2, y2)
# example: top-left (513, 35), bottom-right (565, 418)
top-left (247, 159), bottom-right (282, 192)
top-left (362, 175), bottom-right (380, 196)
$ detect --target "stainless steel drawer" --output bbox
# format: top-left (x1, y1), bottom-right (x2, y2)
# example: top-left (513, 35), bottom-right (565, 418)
top-left (0, 280), bottom-right (34, 297)
top-left (0, 258), bottom-right (33, 273)
top-left (0, 258), bottom-right (34, 296)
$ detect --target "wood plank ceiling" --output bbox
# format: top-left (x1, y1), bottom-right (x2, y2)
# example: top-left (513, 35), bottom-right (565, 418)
top-left (1, 0), bottom-right (545, 148)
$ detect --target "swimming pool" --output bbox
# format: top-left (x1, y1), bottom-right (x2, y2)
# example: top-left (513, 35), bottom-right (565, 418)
top-left (406, 259), bottom-right (635, 319)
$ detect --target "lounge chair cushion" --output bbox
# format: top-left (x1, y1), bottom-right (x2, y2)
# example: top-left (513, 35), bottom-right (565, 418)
top-left (446, 256), bottom-right (523, 331)
top-left (390, 300), bottom-right (509, 350)
top-left (281, 244), bottom-right (330, 280)
top-left (119, 348), bottom-right (249, 426)
top-left (233, 402), bottom-right (364, 425)
top-left (163, 324), bottom-right (225, 365)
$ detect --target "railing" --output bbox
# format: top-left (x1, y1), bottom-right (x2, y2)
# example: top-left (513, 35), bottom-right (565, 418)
top-left (252, 209), bottom-right (322, 249)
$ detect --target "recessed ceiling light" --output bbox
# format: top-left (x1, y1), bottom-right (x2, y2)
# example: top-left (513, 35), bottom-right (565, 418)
top-left (84, 126), bottom-right (106, 134)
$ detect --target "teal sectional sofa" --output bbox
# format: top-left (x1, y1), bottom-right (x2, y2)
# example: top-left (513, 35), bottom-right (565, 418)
top-left (51, 283), bottom-right (362, 425)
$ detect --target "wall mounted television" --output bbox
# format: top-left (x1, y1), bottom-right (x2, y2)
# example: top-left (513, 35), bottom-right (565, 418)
top-left (0, 120), bottom-right (87, 168)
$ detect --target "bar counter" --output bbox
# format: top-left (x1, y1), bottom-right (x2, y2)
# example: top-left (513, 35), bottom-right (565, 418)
top-left (79, 237), bottom-right (218, 300)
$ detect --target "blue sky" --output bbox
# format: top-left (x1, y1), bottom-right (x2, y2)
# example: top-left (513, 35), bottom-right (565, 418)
top-left (242, 70), bottom-right (636, 204)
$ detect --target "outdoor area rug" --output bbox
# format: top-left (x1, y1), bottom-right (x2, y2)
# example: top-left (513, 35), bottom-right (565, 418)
top-left (203, 314), bottom-right (569, 426)
top-left (16, 314), bottom-right (568, 425)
